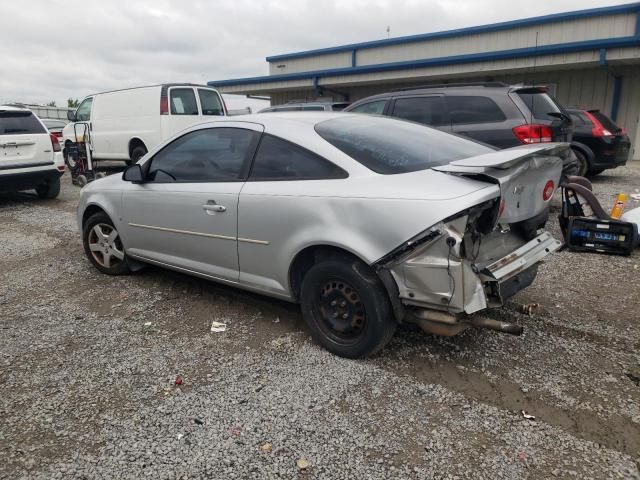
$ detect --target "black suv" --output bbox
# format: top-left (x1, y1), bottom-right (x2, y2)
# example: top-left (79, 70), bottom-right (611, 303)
top-left (345, 82), bottom-right (573, 151)
top-left (565, 108), bottom-right (630, 176)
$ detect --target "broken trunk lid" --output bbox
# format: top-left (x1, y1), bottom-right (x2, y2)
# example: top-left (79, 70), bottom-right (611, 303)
top-left (433, 144), bottom-right (566, 224)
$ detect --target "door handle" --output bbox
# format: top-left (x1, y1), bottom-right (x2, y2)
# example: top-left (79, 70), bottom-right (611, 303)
top-left (202, 201), bottom-right (226, 214)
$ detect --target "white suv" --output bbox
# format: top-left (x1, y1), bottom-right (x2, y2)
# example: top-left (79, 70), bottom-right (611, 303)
top-left (0, 106), bottom-right (65, 199)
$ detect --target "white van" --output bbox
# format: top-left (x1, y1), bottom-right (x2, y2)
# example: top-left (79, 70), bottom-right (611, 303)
top-left (62, 84), bottom-right (227, 165)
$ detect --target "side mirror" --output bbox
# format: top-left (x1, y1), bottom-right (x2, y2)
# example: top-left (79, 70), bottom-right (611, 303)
top-left (67, 110), bottom-right (76, 122)
top-left (123, 164), bottom-right (144, 183)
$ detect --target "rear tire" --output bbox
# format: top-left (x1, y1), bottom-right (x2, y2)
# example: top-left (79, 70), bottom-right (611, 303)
top-left (573, 149), bottom-right (589, 177)
top-left (35, 177), bottom-right (61, 199)
top-left (300, 258), bottom-right (396, 358)
top-left (82, 212), bottom-right (131, 275)
top-left (127, 145), bottom-right (147, 166)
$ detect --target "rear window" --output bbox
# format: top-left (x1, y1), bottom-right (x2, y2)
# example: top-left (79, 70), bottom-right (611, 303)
top-left (0, 111), bottom-right (46, 135)
top-left (516, 91), bottom-right (562, 121)
top-left (590, 111), bottom-right (620, 132)
top-left (331, 103), bottom-right (350, 111)
top-left (198, 89), bottom-right (224, 116)
top-left (447, 96), bottom-right (506, 124)
top-left (315, 115), bottom-right (492, 175)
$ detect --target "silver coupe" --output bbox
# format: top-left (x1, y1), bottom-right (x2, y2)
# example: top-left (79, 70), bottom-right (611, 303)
top-left (78, 113), bottom-right (566, 358)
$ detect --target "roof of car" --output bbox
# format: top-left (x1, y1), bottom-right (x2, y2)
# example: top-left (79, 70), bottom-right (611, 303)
top-left (0, 105), bottom-right (31, 112)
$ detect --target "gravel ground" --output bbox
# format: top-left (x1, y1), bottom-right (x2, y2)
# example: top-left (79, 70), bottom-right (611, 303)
top-left (1, 165), bottom-right (640, 479)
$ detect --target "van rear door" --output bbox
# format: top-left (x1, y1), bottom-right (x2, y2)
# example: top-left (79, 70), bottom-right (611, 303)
top-left (162, 87), bottom-right (200, 140)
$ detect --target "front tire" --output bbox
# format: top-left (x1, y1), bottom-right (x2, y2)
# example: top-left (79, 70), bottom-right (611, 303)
top-left (36, 177), bottom-right (61, 199)
top-left (300, 258), bottom-right (396, 358)
top-left (82, 212), bottom-right (130, 275)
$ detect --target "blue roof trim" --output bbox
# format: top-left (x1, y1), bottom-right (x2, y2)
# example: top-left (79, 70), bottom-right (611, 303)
top-left (266, 2), bottom-right (640, 62)
top-left (209, 35), bottom-right (640, 88)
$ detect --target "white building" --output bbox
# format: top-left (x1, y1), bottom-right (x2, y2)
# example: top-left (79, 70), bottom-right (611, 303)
top-left (209, 3), bottom-right (640, 160)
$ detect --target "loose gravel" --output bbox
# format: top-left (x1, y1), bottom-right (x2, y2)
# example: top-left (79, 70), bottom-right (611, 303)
top-left (1, 166), bottom-right (639, 479)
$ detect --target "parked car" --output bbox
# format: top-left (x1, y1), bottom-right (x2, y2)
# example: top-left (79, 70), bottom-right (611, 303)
top-left (0, 106), bottom-right (65, 198)
top-left (260, 101), bottom-right (350, 113)
top-left (78, 113), bottom-right (564, 358)
top-left (41, 118), bottom-right (68, 140)
top-left (344, 82), bottom-right (578, 173)
top-left (566, 108), bottom-right (630, 176)
top-left (62, 84), bottom-right (227, 166)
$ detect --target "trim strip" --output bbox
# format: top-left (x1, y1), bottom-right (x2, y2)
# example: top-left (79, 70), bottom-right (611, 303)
top-left (0, 161), bottom-right (54, 171)
top-left (128, 223), bottom-right (269, 245)
top-left (209, 36), bottom-right (640, 88)
top-left (265, 3), bottom-right (640, 61)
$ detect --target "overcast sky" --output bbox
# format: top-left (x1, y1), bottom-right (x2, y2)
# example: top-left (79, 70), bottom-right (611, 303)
top-left (0, 0), bottom-right (627, 109)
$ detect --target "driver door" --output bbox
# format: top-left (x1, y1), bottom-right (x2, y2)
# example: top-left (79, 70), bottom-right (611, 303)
top-left (122, 122), bottom-right (263, 282)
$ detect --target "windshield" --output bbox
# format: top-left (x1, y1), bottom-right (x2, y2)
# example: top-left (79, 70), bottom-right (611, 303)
top-left (315, 115), bottom-right (492, 174)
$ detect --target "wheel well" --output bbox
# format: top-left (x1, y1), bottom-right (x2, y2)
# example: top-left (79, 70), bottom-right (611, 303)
top-left (289, 245), bottom-right (404, 322)
top-left (82, 205), bottom-right (107, 228)
top-left (289, 246), bottom-right (363, 301)
top-left (128, 138), bottom-right (147, 158)
top-left (570, 142), bottom-right (594, 167)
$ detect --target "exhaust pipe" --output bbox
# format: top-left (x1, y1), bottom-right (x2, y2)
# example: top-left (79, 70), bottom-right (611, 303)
top-left (469, 316), bottom-right (523, 335)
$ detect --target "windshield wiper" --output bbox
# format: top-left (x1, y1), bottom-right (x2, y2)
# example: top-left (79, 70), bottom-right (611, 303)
top-left (547, 111), bottom-right (571, 123)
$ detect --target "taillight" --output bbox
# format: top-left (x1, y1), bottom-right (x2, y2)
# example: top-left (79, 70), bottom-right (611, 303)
top-left (51, 131), bottom-right (62, 138)
top-left (512, 124), bottom-right (553, 144)
top-left (50, 133), bottom-right (61, 152)
top-left (542, 180), bottom-right (555, 201)
top-left (160, 97), bottom-right (168, 115)
top-left (584, 111), bottom-right (613, 137)
top-left (498, 198), bottom-right (506, 218)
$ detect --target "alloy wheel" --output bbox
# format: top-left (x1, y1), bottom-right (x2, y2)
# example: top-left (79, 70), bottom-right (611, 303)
top-left (87, 223), bottom-right (125, 268)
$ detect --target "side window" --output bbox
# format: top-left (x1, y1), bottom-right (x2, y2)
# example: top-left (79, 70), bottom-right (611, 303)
top-left (391, 96), bottom-right (447, 126)
top-left (198, 89), bottom-right (224, 116)
top-left (447, 96), bottom-right (506, 124)
top-left (250, 135), bottom-right (346, 180)
top-left (147, 128), bottom-right (260, 182)
top-left (274, 106), bottom-right (302, 112)
top-left (76, 98), bottom-right (93, 122)
top-left (302, 106), bottom-right (325, 111)
top-left (170, 88), bottom-right (198, 115)
top-left (349, 100), bottom-right (387, 115)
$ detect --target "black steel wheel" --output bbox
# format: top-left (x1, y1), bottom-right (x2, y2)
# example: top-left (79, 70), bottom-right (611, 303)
top-left (300, 258), bottom-right (396, 358)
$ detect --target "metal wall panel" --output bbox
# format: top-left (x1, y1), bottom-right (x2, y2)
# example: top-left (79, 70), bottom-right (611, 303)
top-left (269, 51), bottom-right (352, 75)
top-left (267, 13), bottom-right (637, 75)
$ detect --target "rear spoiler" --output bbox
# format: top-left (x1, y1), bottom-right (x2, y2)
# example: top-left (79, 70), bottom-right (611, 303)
top-left (511, 85), bottom-right (549, 94)
top-left (433, 143), bottom-right (570, 172)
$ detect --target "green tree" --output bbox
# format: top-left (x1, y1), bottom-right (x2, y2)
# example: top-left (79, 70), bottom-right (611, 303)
top-left (46, 101), bottom-right (56, 107)
top-left (67, 98), bottom-right (80, 108)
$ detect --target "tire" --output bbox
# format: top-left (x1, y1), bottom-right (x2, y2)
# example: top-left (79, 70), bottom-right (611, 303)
top-left (127, 145), bottom-right (147, 166)
top-left (588, 168), bottom-right (604, 177)
top-left (300, 258), bottom-right (396, 358)
top-left (573, 149), bottom-right (589, 177)
top-left (82, 212), bottom-right (131, 275)
top-left (64, 142), bottom-right (77, 170)
top-left (35, 177), bottom-right (61, 199)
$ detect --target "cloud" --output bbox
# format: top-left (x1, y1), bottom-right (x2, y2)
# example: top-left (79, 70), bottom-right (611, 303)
top-left (0, 0), bottom-right (623, 106)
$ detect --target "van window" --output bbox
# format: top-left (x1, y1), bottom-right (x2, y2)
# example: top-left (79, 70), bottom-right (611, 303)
top-left (447, 96), bottom-right (506, 124)
top-left (147, 128), bottom-right (260, 182)
top-left (391, 96), bottom-right (447, 126)
top-left (349, 100), bottom-right (387, 115)
top-left (76, 97), bottom-right (93, 122)
top-left (170, 88), bottom-right (198, 115)
top-left (198, 89), bottom-right (224, 116)
top-left (302, 106), bottom-right (325, 111)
